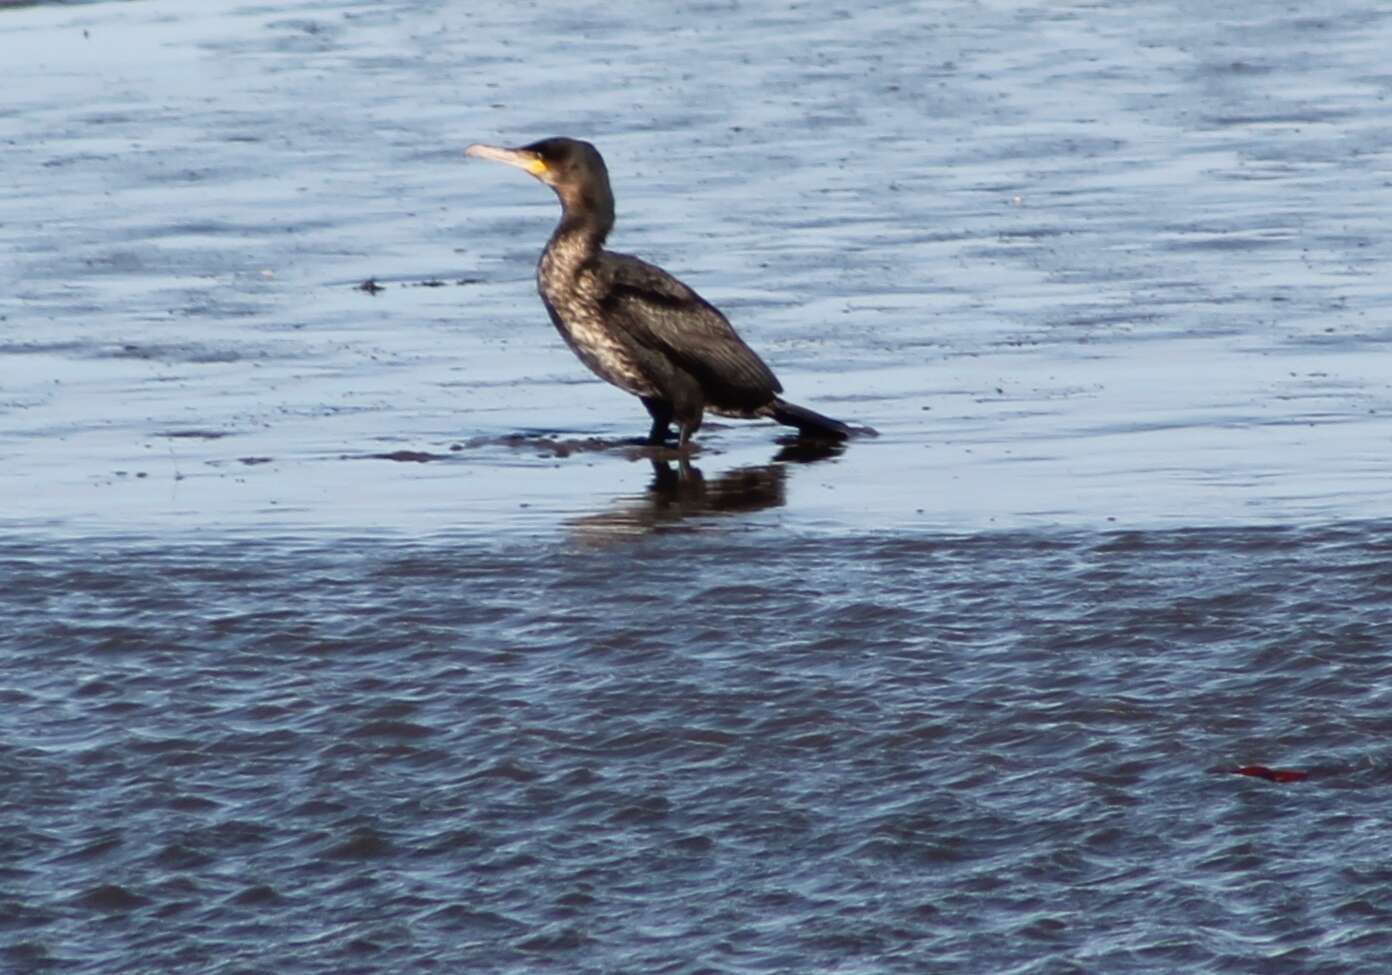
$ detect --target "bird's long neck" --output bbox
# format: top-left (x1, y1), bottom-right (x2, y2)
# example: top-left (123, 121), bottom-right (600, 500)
top-left (539, 192), bottom-right (611, 302)
top-left (550, 180), bottom-right (614, 255)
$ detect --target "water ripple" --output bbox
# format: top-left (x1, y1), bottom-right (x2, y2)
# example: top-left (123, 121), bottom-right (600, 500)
top-left (4, 524), bottom-right (1391, 971)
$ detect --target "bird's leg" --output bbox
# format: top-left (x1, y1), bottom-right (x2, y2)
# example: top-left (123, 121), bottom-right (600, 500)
top-left (669, 375), bottom-right (705, 451)
top-left (676, 415), bottom-right (702, 451)
top-left (641, 397), bottom-right (674, 445)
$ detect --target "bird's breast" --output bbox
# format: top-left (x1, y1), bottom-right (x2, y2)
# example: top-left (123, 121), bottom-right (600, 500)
top-left (536, 252), bottom-right (657, 398)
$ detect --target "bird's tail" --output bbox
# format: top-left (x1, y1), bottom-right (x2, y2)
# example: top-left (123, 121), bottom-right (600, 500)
top-left (765, 397), bottom-right (852, 440)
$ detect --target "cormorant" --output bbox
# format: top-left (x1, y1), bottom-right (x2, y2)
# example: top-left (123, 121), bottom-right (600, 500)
top-left (465, 137), bottom-right (852, 448)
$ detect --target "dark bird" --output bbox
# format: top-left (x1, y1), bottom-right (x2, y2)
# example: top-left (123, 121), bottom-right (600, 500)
top-left (465, 137), bottom-right (852, 448)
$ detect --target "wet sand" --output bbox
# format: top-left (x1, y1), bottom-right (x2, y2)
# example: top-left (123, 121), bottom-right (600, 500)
top-left (4, 0), bottom-right (1390, 537)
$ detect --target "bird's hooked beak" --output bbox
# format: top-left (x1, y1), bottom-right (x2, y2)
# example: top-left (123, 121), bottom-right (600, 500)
top-left (465, 144), bottom-right (550, 182)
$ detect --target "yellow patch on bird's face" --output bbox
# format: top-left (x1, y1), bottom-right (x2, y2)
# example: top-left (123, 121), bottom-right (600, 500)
top-left (526, 157), bottom-right (548, 176)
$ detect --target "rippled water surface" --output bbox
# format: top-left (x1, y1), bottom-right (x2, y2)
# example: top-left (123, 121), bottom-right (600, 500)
top-left (6, 527), bottom-right (1392, 974)
top-left (4, 0), bottom-right (1392, 971)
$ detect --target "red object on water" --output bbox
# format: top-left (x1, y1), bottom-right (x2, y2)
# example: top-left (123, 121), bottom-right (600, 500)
top-left (1231, 765), bottom-right (1308, 783)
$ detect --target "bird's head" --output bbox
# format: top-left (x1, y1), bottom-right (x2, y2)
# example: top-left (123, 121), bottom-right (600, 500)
top-left (466, 137), bottom-right (613, 226)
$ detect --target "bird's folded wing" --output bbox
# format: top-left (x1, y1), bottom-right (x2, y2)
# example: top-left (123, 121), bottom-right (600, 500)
top-left (594, 253), bottom-right (782, 402)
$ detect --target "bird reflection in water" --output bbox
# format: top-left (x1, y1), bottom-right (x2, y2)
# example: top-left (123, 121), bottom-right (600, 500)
top-left (569, 439), bottom-right (842, 543)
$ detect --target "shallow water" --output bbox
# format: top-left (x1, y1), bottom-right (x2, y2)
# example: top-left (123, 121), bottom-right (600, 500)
top-left (3, 0), bottom-right (1392, 972)
top-left (5, 0), bottom-right (1392, 534)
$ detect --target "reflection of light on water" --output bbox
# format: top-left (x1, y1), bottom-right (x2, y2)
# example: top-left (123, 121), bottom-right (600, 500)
top-left (569, 441), bottom-right (843, 545)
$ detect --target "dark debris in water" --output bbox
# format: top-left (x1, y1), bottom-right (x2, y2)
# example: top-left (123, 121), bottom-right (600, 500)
top-left (409, 278), bottom-right (484, 288)
top-left (499, 432), bottom-right (674, 460)
top-left (357, 433), bottom-right (705, 462)
top-left (355, 432), bottom-right (853, 465)
top-left (364, 450), bottom-right (446, 463)
top-left (1216, 765), bottom-right (1310, 783)
top-left (160, 429), bottom-right (232, 440)
top-left (354, 277), bottom-right (484, 294)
